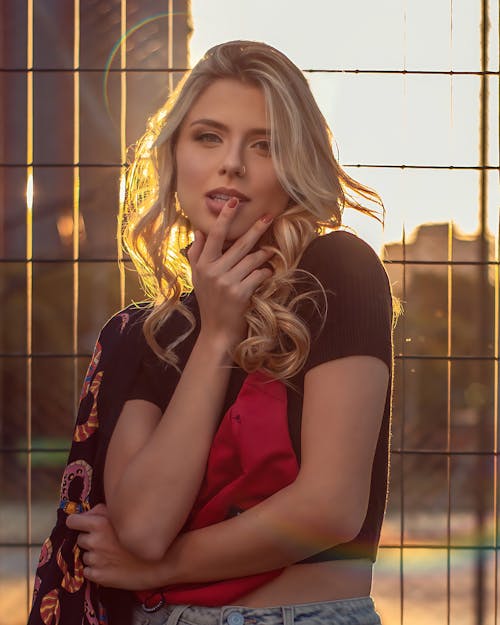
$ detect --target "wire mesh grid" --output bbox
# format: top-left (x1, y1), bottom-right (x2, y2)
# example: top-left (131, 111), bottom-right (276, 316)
top-left (0, 1), bottom-right (499, 624)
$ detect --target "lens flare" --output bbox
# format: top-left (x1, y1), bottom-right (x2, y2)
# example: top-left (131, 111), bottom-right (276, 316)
top-left (102, 12), bottom-right (188, 123)
top-left (26, 171), bottom-right (33, 213)
top-left (119, 171), bottom-right (126, 206)
top-left (375, 512), bottom-right (498, 576)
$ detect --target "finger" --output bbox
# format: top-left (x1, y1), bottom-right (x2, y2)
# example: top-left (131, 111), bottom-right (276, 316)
top-left (67, 513), bottom-right (101, 532)
top-left (239, 267), bottom-right (274, 299)
top-left (88, 503), bottom-right (108, 517)
top-left (200, 198), bottom-right (239, 261)
top-left (66, 513), bottom-right (90, 531)
top-left (216, 215), bottom-right (274, 273)
top-left (76, 532), bottom-right (92, 550)
top-left (83, 566), bottom-right (97, 582)
top-left (186, 230), bottom-right (206, 266)
top-left (224, 248), bottom-right (274, 283)
top-left (82, 550), bottom-right (95, 566)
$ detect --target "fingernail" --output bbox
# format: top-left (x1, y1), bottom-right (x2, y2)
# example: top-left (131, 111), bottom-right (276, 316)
top-left (260, 213), bottom-right (273, 223)
top-left (228, 197), bottom-right (239, 209)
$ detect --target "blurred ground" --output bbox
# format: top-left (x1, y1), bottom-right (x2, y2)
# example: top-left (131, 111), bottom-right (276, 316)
top-left (1, 507), bottom-right (498, 625)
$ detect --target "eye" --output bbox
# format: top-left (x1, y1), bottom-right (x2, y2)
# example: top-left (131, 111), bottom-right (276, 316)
top-left (252, 139), bottom-right (271, 154)
top-left (194, 132), bottom-right (221, 144)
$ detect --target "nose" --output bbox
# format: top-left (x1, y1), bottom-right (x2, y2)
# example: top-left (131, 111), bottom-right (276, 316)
top-left (218, 144), bottom-right (246, 178)
top-left (220, 163), bottom-right (245, 177)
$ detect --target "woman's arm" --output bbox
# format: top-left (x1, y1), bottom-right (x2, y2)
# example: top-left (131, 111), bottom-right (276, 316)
top-left (104, 202), bottom-right (274, 560)
top-left (161, 355), bottom-right (389, 584)
top-left (71, 354), bottom-right (388, 587)
top-left (105, 334), bottom-right (233, 561)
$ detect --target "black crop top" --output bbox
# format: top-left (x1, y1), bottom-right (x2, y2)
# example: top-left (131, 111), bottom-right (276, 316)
top-left (127, 230), bottom-right (394, 564)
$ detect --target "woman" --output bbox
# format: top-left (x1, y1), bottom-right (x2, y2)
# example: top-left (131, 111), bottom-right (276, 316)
top-left (29, 41), bottom-right (394, 625)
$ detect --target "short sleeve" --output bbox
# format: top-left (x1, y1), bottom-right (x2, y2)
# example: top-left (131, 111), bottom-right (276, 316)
top-left (297, 231), bottom-right (393, 376)
top-left (126, 344), bottom-right (176, 412)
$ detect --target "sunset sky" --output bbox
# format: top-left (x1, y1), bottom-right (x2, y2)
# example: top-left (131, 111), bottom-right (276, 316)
top-left (189, 0), bottom-right (499, 252)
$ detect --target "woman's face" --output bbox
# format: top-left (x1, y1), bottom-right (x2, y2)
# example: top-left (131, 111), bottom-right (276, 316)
top-left (175, 78), bottom-right (290, 242)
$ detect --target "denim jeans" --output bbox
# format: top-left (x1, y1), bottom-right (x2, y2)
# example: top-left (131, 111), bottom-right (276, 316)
top-left (132, 596), bottom-right (382, 625)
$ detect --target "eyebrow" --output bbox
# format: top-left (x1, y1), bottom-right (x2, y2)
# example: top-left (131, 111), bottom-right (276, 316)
top-left (189, 118), bottom-right (270, 136)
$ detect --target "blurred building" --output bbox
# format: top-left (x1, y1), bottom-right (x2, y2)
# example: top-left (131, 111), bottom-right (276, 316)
top-left (383, 222), bottom-right (496, 295)
top-left (0, 0), bottom-right (191, 496)
top-left (1, 0), bottom-right (191, 259)
top-left (383, 222), bottom-right (495, 510)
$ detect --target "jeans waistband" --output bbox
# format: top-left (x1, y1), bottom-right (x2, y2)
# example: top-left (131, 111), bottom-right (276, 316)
top-left (133, 596), bottom-right (381, 625)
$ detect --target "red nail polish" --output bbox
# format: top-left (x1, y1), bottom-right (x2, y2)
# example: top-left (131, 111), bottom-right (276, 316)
top-left (228, 197), bottom-right (239, 208)
top-left (260, 213), bottom-right (273, 223)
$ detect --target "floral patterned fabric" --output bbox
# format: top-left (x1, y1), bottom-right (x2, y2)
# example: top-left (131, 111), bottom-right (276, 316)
top-left (28, 302), bottom-right (299, 623)
top-left (28, 306), bottom-right (148, 625)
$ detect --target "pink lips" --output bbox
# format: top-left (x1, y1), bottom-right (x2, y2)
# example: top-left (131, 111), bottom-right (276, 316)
top-left (205, 187), bottom-right (250, 216)
top-left (206, 187), bottom-right (250, 202)
top-left (206, 195), bottom-right (245, 215)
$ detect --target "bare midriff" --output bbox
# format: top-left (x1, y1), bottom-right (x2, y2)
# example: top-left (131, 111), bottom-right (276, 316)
top-left (235, 559), bottom-right (373, 607)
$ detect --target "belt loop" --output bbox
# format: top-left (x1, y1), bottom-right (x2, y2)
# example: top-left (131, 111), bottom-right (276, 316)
top-left (165, 604), bottom-right (190, 625)
top-left (281, 605), bottom-right (294, 625)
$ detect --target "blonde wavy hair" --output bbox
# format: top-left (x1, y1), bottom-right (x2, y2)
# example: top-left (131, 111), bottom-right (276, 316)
top-left (122, 40), bottom-right (384, 380)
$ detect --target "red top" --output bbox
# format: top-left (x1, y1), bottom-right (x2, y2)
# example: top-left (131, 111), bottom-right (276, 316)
top-left (130, 231), bottom-right (394, 606)
top-left (135, 370), bottom-right (299, 607)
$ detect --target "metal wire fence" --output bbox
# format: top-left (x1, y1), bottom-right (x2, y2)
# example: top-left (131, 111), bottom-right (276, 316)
top-left (0, 1), bottom-right (498, 624)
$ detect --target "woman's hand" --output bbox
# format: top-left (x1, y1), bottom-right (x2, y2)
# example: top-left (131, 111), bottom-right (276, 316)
top-left (187, 198), bottom-right (274, 349)
top-left (66, 504), bottom-right (164, 590)
top-left (100, 200), bottom-right (274, 560)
